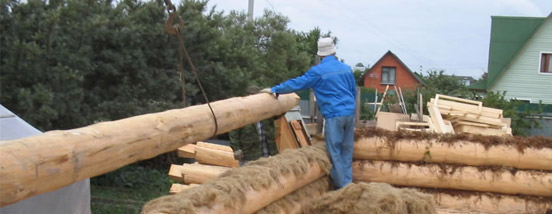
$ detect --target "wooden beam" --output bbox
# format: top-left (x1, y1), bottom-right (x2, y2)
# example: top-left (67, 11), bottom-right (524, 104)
top-left (353, 160), bottom-right (552, 197)
top-left (290, 120), bottom-right (310, 147)
top-left (195, 146), bottom-right (239, 168)
top-left (177, 144), bottom-right (196, 159)
top-left (275, 117), bottom-right (299, 151)
top-left (197, 141), bottom-right (233, 152)
top-left (0, 93), bottom-right (299, 207)
top-left (354, 136), bottom-right (552, 171)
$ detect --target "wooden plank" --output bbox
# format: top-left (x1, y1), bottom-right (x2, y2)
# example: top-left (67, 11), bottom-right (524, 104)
top-left (432, 98), bottom-right (503, 118)
top-left (376, 111), bottom-right (410, 131)
top-left (375, 85), bottom-right (389, 117)
top-left (455, 125), bottom-right (510, 136)
top-left (427, 102), bottom-right (446, 133)
top-left (195, 146), bottom-right (240, 168)
top-left (196, 141), bottom-right (233, 152)
top-left (168, 164), bottom-right (185, 181)
top-left (177, 144), bottom-right (196, 159)
top-left (275, 117), bottom-right (299, 151)
top-left (290, 120), bottom-right (310, 147)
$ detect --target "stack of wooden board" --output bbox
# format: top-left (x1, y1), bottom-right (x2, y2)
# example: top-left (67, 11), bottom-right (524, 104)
top-left (168, 141), bottom-right (235, 194)
top-left (427, 94), bottom-right (512, 136)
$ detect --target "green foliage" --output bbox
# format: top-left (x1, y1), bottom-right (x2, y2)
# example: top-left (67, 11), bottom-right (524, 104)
top-left (402, 69), bottom-right (472, 115)
top-left (1, 0), bottom-right (320, 131)
top-left (480, 91), bottom-right (542, 136)
top-left (90, 164), bottom-right (171, 214)
top-left (353, 69), bottom-right (366, 86)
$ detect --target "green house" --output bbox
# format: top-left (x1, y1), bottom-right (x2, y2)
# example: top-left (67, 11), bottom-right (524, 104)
top-left (471, 13), bottom-right (552, 104)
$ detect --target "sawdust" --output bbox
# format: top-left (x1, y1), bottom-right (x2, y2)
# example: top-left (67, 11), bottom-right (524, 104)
top-left (355, 128), bottom-right (552, 152)
top-left (300, 182), bottom-right (436, 214)
top-left (141, 143), bottom-right (331, 214)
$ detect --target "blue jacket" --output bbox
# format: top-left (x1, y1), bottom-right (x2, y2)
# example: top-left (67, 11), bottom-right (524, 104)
top-left (271, 55), bottom-right (356, 118)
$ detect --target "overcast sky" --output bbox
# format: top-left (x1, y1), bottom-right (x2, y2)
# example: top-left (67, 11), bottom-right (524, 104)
top-left (204, 0), bottom-right (552, 78)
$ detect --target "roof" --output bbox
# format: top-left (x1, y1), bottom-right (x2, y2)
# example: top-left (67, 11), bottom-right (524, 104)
top-left (363, 50), bottom-right (424, 84)
top-left (485, 15), bottom-right (548, 89)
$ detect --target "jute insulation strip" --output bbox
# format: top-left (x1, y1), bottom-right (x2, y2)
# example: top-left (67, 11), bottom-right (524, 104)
top-left (0, 93), bottom-right (299, 207)
top-left (354, 137), bottom-right (552, 171)
top-left (194, 163), bottom-right (325, 214)
top-left (353, 160), bottom-right (552, 197)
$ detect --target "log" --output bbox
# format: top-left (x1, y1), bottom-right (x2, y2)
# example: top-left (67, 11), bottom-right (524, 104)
top-left (0, 93), bottom-right (299, 207)
top-left (354, 137), bottom-right (552, 171)
top-left (168, 163), bottom-right (229, 184)
top-left (177, 144), bottom-right (196, 158)
top-left (353, 161), bottom-right (552, 197)
top-left (422, 190), bottom-right (552, 214)
top-left (195, 146), bottom-right (239, 168)
top-left (196, 163), bottom-right (325, 214)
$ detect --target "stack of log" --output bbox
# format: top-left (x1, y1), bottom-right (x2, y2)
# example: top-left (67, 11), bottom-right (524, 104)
top-left (353, 129), bottom-right (552, 213)
top-left (168, 141), bottom-right (238, 194)
top-left (427, 94), bottom-right (512, 136)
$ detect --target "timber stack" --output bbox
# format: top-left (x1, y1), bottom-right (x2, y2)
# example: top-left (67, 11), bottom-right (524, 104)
top-left (353, 128), bottom-right (552, 213)
top-left (380, 94), bottom-right (513, 136)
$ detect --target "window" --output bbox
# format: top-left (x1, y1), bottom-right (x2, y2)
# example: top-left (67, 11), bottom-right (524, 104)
top-left (540, 53), bottom-right (552, 73)
top-left (381, 67), bottom-right (396, 84)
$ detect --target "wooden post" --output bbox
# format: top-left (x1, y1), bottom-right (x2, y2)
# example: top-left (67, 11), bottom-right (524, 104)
top-left (354, 87), bottom-right (361, 127)
top-left (0, 93), bottom-right (299, 207)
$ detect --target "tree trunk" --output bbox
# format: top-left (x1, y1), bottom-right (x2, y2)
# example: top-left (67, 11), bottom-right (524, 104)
top-left (354, 137), bottom-right (552, 171)
top-left (353, 160), bottom-right (552, 197)
top-left (0, 93), bottom-right (299, 207)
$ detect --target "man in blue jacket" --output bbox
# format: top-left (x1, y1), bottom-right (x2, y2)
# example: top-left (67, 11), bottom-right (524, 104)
top-left (261, 37), bottom-right (356, 189)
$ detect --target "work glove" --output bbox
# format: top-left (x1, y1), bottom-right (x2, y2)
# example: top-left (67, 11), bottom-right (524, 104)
top-left (260, 88), bottom-right (279, 98)
top-left (233, 149), bottom-right (244, 160)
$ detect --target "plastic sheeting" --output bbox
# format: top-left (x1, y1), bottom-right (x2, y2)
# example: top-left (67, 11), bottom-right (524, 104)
top-left (0, 104), bottom-right (91, 214)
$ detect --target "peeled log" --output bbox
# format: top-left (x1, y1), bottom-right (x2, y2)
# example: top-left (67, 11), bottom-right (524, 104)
top-left (195, 163), bottom-right (325, 214)
top-left (354, 137), bottom-right (552, 171)
top-left (0, 93), bottom-right (299, 207)
top-left (353, 160), bottom-right (552, 197)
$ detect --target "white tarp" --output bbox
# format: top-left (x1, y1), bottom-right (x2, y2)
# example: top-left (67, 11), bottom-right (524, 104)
top-left (0, 104), bottom-right (91, 214)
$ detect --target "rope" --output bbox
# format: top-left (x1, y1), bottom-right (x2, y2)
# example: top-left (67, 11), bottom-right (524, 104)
top-left (163, 0), bottom-right (219, 137)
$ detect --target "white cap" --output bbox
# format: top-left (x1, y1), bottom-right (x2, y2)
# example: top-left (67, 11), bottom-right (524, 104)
top-left (317, 37), bottom-right (336, 56)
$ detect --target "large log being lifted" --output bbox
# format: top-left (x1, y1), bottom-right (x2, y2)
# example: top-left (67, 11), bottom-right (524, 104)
top-left (354, 137), bottom-right (552, 171)
top-left (0, 93), bottom-right (299, 207)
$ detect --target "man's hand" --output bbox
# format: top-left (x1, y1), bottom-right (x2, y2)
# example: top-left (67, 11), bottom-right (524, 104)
top-left (260, 88), bottom-right (279, 98)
